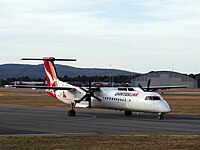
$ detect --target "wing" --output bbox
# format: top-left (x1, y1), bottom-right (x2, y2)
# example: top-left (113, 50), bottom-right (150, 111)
top-left (81, 87), bottom-right (101, 92)
top-left (144, 85), bottom-right (189, 92)
top-left (13, 85), bottom-right (75, 90)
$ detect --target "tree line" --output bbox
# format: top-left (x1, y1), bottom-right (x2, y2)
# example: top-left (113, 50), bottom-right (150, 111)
top-left (0, 75), bottom-right (137, 86)
top-left (1, 74), bottom-right (200, 88)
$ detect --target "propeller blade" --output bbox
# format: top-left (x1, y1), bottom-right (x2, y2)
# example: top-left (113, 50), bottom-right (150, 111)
top-left (89, 80), bottom-right (92, 92)
top-left (80, 87), bottom-right (88, 93)
top-left (92, 95), bottom-right (102, 101)
top-left (147, 79), bottom-right (151, 92)
top-left (138, 83), bottom-right (145, 92)
top-left (89, 100), bottom-right (91, 108)
top-left (76, 95), bottom-right (88, 103)
top-left (77, 80), bottom-right (101, 107)
top-left (85, 96), bottom-right (91, 101)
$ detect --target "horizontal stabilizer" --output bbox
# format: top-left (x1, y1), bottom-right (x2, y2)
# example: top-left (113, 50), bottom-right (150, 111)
top-left (21, 57), bottom-right (76, 61)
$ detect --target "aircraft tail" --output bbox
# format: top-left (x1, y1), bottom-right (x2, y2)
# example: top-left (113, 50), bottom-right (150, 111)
top-left (22, 57), bottom-right (76, 87)
top-left (43, 57), bottom-right (59, 87)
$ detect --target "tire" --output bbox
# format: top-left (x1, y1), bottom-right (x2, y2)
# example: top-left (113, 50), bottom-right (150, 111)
top-left (124, 111), bottom-right (132, 116)
top-left (68, 110), bottom-right (76, 116)
top-left (158, 114), bottom-right (164, 120)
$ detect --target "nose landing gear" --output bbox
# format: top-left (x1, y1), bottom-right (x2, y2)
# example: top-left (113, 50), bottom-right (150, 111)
top-left (158, 113), bottom-right (165, 120)
top-left (124, 111), bottom-right (132, 116)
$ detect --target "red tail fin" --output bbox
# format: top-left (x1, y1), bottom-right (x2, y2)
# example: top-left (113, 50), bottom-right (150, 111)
top-left (43, 57), bottom-right (58, 87)
top-left (21, 57), bottom-right (76, 87)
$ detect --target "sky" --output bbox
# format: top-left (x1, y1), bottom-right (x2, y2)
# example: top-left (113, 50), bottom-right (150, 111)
top-left (0, 0), bottom-right (200, 74)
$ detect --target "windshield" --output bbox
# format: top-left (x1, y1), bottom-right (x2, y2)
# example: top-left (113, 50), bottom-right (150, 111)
top-left (145, 96), bottom-right (161, 100)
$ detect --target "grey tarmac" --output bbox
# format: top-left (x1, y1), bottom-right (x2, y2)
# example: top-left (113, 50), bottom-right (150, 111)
top-left (0, 106), bottom-right (199, 136)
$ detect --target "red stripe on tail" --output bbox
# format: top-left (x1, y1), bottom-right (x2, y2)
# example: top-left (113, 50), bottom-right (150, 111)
top-left (43, 57), bottom-right (58, 87)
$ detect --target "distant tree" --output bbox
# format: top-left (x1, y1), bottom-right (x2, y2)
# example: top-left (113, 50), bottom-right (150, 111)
top-left (2, 75), bottom-right (137, 86)
top-left (0, 80), bottom-right (2, 87)
top-left (189, 74), bottom-right (195, 79)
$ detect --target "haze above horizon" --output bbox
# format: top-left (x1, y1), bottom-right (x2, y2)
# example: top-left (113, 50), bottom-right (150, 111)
top-left (0, 0), bottom-right (200, 74)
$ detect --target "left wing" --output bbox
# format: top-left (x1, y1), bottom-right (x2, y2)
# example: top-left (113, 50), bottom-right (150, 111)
top-left (13, 85), bottom-right (75, 90)
top-left (145, 85), bottom-right (189, 92)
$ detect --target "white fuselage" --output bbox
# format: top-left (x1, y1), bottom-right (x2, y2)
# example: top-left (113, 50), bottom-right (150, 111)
top-left (52, 86), bottom-right (171, 114)
top-left (92, 87), bottom-right (171, 113)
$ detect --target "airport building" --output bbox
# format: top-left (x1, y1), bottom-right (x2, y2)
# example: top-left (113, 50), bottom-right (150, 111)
top-left (131, 71), bottom-right (198, 88)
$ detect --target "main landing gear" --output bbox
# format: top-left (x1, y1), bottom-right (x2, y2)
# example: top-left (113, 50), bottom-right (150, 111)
top-left (68, 103), bottom-right (76, 116)
top-left (124, 111), bottom-right (165, 119)
top-left (124, 111), bottom-right (132, 116)
top-left (158, 113), bottom-right (165, 120)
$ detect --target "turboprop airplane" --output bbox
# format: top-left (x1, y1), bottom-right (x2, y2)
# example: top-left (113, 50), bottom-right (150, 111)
top-left (14, 57), bottom-right (188, 119)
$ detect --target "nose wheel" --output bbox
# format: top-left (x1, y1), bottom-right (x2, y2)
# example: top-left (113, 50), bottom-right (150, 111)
top-left (158, 113), bottom-right (165, 120)
top-left (124, 111), bottom-right (132, 116)
top-left (68, 103), bottom-right (76, 116)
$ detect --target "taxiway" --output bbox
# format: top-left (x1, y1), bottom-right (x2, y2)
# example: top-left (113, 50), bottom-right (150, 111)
top-left (0, 106), bottom-right (199, 136)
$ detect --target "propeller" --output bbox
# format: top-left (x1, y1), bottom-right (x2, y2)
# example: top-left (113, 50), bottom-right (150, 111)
top-left (79, 81), bottom-right (101, 108)
top-left (138, 83), bottom-right (145, 92)
top-left (138, 79), bottom-right (151, 92)
top-left (147, 79), bottom-right (151, 92)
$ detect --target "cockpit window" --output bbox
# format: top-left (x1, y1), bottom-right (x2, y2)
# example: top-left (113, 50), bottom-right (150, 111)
top-left (145, 96), bottom-right (161, 100)
top-left (128, 88), bottom-right (134, 91)
top-left (118, 88), bottom-right (127, 91)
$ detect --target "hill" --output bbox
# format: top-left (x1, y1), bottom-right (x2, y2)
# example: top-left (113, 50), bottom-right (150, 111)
top-left (0, 64), bottom-right (139, 79)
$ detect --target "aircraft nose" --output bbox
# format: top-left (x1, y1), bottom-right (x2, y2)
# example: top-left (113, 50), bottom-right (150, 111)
top-left (162, 101), bottom-right (171, 113)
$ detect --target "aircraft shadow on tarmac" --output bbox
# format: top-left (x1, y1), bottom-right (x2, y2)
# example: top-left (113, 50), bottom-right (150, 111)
top-left (76, 110), bottom-right (200, 121)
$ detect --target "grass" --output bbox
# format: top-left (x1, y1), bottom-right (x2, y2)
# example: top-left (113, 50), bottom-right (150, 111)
top-left (166, 97), bottom-right (200, 114)
top-left (0, 89), bottom-right (67, 108)
top-left (161, 89), bottom-right (200, 115)
top-left (0, 135), bottom-right (200, 150)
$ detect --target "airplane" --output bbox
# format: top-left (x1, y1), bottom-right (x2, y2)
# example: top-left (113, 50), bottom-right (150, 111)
top-left (14, 57), bottom-right (188, 119)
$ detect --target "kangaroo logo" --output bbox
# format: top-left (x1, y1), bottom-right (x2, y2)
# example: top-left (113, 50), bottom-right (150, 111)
top-left (45, 68), bottom-right (58, 86)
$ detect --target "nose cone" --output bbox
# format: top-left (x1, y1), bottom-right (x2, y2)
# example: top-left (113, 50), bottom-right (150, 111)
top-left (161, 101), bottom-right (171, 113)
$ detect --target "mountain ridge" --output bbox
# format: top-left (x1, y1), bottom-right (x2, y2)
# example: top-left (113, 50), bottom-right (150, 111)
top-left (0, 64), bottom-right (139, 79)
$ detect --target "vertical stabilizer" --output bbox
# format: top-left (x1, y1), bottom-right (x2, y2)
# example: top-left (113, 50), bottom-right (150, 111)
top-left (21, 57), bottom-right (76, 87)
top-left (43, 57), bottom-right (59, 87)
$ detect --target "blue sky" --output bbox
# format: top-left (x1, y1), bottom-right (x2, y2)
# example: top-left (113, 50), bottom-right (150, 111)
top-left (0, 0), bottom-right (200, 73)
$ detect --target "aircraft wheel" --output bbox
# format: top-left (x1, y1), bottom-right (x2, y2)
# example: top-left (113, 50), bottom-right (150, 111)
top-left (158, 113), bottom-right (164, 120)
top-left (124, 111), bottom-right (132, 116)
top-left (68, 110), bottom-right (76, 116)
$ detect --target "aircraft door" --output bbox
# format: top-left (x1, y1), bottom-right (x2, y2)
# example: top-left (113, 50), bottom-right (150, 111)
top-left (127, 98), bottom-right (133, 110)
